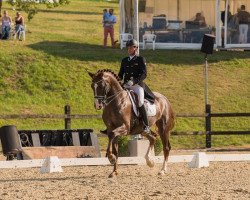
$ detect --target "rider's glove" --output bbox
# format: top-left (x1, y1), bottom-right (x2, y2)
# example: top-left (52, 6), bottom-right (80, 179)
top-left (123, 80), bottom-right (134, 89)
top-left (127, 80), bottom-right (134, 86)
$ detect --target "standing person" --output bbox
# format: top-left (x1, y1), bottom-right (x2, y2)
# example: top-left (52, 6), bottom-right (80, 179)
top-left (221, 5), bottom-right (232, 47)
top-left (13, 11), bottom-right (25, 41)
top-left (237, 5), bottom-right (250, 43)
top-left (221, 5), bottom-right (232, 26)
top-left (118, 39), bottom-right (155, 134)
top-left (1, 10), bottom-right (12, 40)
top-left (103, 8), bottom-right (116, 48)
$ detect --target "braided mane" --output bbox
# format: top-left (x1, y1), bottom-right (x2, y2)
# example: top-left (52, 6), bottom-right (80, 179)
top-left (96, 69), bottom-right (122, 85)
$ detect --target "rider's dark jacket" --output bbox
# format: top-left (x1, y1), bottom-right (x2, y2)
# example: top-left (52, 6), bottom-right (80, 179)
top-left (118, 55), bottom-right (155, 103)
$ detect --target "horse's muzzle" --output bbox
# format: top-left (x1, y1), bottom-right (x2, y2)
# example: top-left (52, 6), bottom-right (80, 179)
top-left (94, 100), bottom-right (104, 110)
top-left (95, 104), bottom-right (104, 110)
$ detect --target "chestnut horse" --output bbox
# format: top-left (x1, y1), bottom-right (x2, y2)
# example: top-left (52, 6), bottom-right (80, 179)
top-left (88, 69), bottom-right (175, 177)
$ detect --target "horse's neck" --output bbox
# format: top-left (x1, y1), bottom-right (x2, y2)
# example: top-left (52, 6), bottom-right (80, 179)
top-left (106, 81), bottom-right (128, 108)
top-left (108, 80), bottom-right (123, 95)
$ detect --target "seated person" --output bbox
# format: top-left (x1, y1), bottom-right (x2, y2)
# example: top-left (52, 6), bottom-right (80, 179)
top-left (1, 10), bottom-right (12, 40)
top-left (189, 12), bottom-right (208, 43)
top-left (193, 12), bottom-right (207, 27)
top-left (13, 12), bottom-right (25, 40)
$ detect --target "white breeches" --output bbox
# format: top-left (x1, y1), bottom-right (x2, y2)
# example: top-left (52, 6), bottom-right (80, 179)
top-left (128, 84), bottom-right (144, 107)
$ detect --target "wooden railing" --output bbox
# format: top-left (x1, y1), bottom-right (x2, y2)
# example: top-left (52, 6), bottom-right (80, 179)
top-left (0, 105), bottom-right (249, 148)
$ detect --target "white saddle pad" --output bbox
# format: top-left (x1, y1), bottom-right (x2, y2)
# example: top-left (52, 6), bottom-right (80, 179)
top-left (127, 91), bottom-right (156, 117)
top-left (144, 99), bottom-right (157, 117)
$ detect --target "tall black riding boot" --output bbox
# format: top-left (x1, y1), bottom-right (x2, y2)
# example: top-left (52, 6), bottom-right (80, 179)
top-left (138, 105), bottom-right (150, 134)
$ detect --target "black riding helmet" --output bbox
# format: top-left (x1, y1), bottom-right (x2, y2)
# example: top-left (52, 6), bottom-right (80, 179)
top-left (126, 39), bottom-right (138, 48)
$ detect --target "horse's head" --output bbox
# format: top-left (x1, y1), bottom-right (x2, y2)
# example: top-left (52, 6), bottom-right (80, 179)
top-left (88, 69), bottom-right (122, 110)
top-left (88, 71), bottom-right (110, 110)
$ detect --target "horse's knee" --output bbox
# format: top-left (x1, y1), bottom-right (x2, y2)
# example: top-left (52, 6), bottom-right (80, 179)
top-left (165, 146), bottom-right (170, 152)
top-left (164, 142), bottom-right (171, 152)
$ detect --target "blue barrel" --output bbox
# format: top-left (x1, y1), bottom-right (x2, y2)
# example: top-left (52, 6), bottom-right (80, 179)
top-left (0, 125), bottom-right (22, 155)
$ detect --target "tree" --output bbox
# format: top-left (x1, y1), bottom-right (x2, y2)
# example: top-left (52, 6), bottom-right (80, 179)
top-left (0, 0), bottom-right (2, 17)
top-left (4, 0), bottom-right (70, 21)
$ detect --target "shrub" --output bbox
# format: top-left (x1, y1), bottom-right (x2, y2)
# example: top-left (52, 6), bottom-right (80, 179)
top-left (154, 137), bottom-right (163, 156)
top-left (117, 135), bottom-right (130, 157)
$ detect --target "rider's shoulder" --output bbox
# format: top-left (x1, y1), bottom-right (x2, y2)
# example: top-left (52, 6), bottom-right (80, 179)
top-left (122, 57), bottom-right (129, 62)
top-left (137, 55), bottom-right (146, 61)
top-left (137, 55), bottom-right (144, 59)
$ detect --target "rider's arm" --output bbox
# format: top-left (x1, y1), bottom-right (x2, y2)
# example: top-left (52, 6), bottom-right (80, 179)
top-left (135, 57), bottom-right (147, 84)
top-left (118, 59), bottom-right (125, 81)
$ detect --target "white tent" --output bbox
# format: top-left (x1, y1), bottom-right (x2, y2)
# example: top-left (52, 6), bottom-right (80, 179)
top-left (119, 0), bottom-right (250, 49)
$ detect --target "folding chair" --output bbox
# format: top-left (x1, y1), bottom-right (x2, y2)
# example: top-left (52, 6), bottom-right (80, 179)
top-left (120, 33), bottom-right (133, 49)
top-left (143, 34), bottom-right (156, 50)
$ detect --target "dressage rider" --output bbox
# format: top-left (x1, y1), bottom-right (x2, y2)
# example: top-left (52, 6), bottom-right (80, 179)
top-left (118, 39), bottom-right (155, 134)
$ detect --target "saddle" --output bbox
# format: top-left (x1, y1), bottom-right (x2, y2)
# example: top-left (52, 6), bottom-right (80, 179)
top-left (127, 90), bottom-right (156, 117)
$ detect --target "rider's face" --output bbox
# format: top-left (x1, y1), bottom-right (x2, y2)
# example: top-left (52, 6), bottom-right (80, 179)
top-left (127, 46), bottom-right (137, 56)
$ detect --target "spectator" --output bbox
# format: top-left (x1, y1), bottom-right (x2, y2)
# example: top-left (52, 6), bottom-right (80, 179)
top-left (193, 12), bottom-right (207, 27)
top-left (1, 10), bottom-right (12, 40)
top-left (221, 5), bottom-right (232, 26)
top-left (103, 8), bottom-right (116, 48)
top-left (221, 5), bottom-right (232, 46)
top-left (237, 5), bottom-right (250, 43)
top-left (13, 12), bottom-right (25, 41)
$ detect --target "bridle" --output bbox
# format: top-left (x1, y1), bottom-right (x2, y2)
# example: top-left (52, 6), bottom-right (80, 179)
top-left (93, 79), bottom-right (108, 102)
top-left (93, 79), bottom-right (123, 106)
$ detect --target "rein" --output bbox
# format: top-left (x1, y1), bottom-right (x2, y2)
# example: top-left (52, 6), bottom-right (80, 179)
top-left (103, 90), bottom-right (124, 106)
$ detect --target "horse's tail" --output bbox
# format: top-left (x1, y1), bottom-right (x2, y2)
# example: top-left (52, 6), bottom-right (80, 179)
top-left (167, 102), bottom-right (175, 132)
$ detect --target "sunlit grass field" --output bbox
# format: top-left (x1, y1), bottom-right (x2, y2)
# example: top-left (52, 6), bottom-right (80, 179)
top-left (0, 0), bottom-right (249, 150)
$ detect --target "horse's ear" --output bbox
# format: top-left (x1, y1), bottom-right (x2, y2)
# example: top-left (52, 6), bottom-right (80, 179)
top-left (88, 72), bottom-right (95, 79)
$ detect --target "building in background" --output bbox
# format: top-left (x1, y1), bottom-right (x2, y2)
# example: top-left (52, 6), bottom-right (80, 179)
top-left (119, 0), bottom-right (250, 49)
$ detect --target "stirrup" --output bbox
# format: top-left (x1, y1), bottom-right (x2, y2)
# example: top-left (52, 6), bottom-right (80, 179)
top-left (143, 126), bottom-right (151, 134)
top-left (142, 127), bottom-right (155, 139)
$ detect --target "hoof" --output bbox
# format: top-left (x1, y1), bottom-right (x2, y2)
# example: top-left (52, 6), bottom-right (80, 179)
top-left (108, 154), bottom-right (117, 165)
top-left (108, 171), bottom-right (118, 178)
top-left (158, 170), bottom-right (166, 175)
top-left (145, 158), bottom-right (155, 168)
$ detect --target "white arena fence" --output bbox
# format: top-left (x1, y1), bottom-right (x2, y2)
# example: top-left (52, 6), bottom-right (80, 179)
top-left (0, 153), bottom-right (249, 169)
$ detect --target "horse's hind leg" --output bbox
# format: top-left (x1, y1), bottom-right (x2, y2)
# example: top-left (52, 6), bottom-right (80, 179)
top-left (156, 119), bottom-right (171, 175)
top-left (144, 131), bottom-right (156, 168)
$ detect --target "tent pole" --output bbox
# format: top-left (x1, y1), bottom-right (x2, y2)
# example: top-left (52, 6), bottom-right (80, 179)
top-left (216, 0), bottom-right (221, 47)
top-left (135, 0), bottom-right (139, 55)
top-left (224, 0), bottom-right (229, 47)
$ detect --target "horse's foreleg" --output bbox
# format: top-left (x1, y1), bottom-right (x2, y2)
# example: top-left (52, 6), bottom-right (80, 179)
top-left (108, 137), bottom-right (119, 178)
top-left (106, 125), bottom-right (127, 178)
top-left (144, 130), bottom-right (156, 168)
top-left (107, 136), bottom-right (117, 167)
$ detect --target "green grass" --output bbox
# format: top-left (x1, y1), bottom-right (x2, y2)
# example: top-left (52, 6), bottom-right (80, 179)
top-left (0, 0), bottom-right (249, 150)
